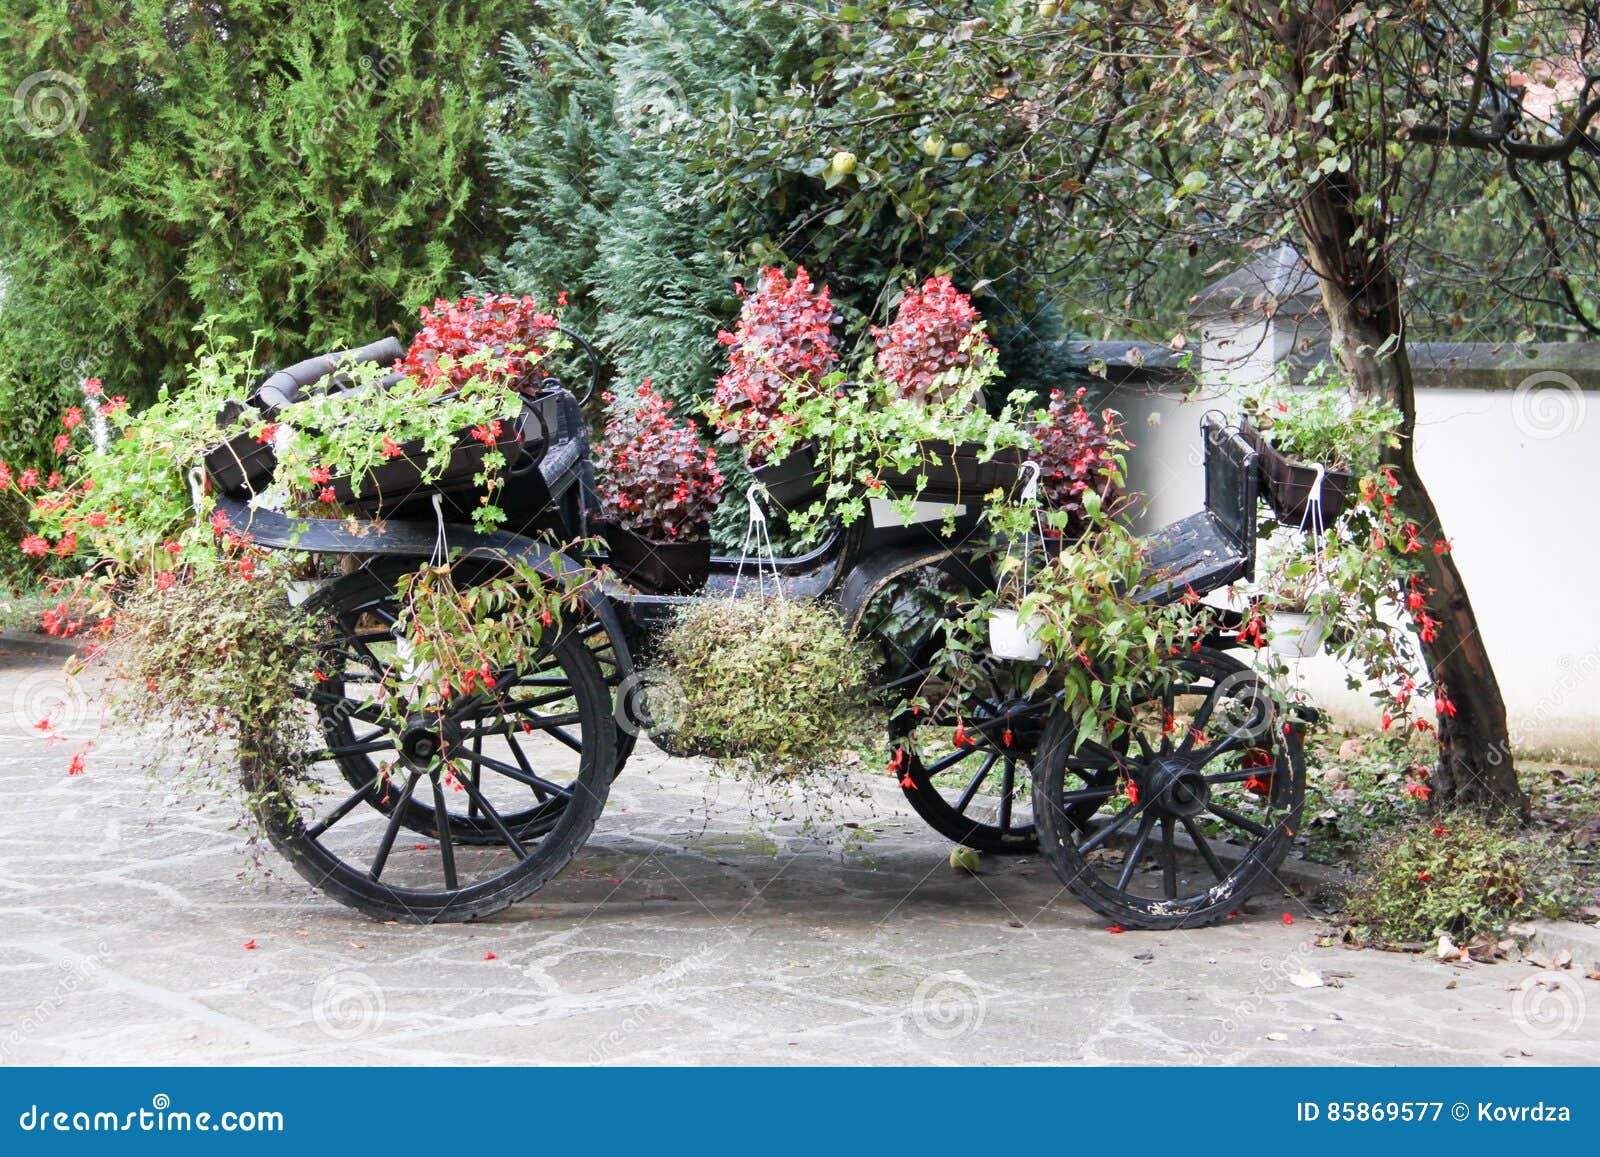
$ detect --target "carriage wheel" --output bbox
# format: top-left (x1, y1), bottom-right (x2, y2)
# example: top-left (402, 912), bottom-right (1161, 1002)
top-left (1031, 647), bottom-right (1305, 930)
top-left (248, 571), bottom-right (617, 923)
top-left (858, 558), bottom-right (1074, 854)
top-left (308, 565), bottom-right (603, 845)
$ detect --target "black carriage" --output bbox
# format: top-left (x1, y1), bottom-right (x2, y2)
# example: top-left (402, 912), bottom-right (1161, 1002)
top-left (215, 337), bottom-right (1307, 930)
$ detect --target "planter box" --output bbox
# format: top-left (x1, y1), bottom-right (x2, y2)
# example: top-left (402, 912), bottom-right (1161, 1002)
top-left (603, 522), bottom-right (712, 594)
top-left (749, 442), bottom-right (825, 513)
top-left (1239, 422), bottom-right (1354, 525)
top-left (203, 400), bottom-right (276, 497)
top-left (875, 441), bottom-right (1026, 504)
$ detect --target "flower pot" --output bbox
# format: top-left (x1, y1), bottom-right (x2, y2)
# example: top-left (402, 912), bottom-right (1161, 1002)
top-left (876, 441), bottom-right (1026, 504)
top-left (203, 400), bottom-right (276, 497)
top-left (1239, 422), bottom-right (1354, 525)
top-left (988, 608), bottom-right (1046, 662)
top-left (749, 442), bottom-right (825, 513)
top-left (604, 522), bottom-right (712, 594)
top-left (1269, 610), bottom-right (1329, 659)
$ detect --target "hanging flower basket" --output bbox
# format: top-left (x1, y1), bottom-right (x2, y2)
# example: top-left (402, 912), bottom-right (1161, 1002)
top-left (987, 608), bottom-right (1046, 662)
top-left (1239, 421), bottom-right (1354, 524)
top-left (1268, 609), bottom-right (1330, 658)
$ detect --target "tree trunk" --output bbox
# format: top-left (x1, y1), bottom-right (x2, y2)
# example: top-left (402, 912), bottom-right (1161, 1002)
top-left (1294, 170), bottom-right (1527, 819)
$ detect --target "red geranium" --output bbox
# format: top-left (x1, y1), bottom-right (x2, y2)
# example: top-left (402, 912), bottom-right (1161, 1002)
top-left (872, 275), bottom-right (993, 401)
top-left (396, 293), bottom-right (559, 392)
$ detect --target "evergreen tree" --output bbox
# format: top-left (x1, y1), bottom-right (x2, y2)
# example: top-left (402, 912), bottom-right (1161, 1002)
top-left (0, 1), bottom-right (519, 464)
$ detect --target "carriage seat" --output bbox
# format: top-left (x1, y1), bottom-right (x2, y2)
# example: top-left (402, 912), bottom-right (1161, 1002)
top-left (1136, 415), bottom-right (1258, 604)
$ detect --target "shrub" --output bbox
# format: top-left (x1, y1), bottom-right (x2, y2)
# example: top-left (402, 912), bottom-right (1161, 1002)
top-left (0, 1), bottom-right (520, 474)
top-left (1342, 812), bottom-right (1577, 945)
top-left (654, 597), bottom-right (873, 776)
top-left (709, 266), bottom-right (841, 463)
top-left (593, 383), bottom-right (724, 542)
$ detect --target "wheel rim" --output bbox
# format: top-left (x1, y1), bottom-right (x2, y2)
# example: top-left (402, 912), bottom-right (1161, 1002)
top-left (1034, 649), bottom-right (1305, 923)
top-left (308, 579), bottom-right (583, 844)
top-left (247, 568), bottom-right (614, 920)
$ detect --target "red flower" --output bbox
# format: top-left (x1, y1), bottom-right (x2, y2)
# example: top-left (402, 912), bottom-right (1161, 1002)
top-left (557, 291), bottom-right (569, 307)
top-left (1416, 871), bottom-right (1431, 882)
top-left (899, 773), bottom-right (917, 789)
top-left (308, 465), bottom-right (332, 485)
top-left (871, 275), bottom-right (992, 400)
top-left (318, 486), bottom-right (337, 504)
top-left (86, 511), bottom-right (107, 527)
top-left (381, 437), bottom-right (403, 460)
top-left (53, 433), bottom-right (71, 454)
top-left (257, 422), bottom-right (280, 444)
top-left (67, 750), bottom-right (86, 776)
top-left (20, 534), bottom-right (49, 557)
top-left (209, 509), bottom-right (231, 534)
top-left (155, 571), bottom-right (176, 591)
top-left (1432, 824), bottom-right (1448, 838)
top-left (83, 377), bottom-right (103, 396)
top-left (953, 720), bottom-right (969, 747)
top-left (469, 420), bottom-right (503, 446)
top-left (1403, 781), bottom-right (1431, 801)
top-left (1281, 912), bottom-right (1294, 925)
top-left (1125, 781), bottom-right (1140, 806)
top-left (482, 951), bottom-right (498, 961)
top-left (1107, 924), bottom-right (1125, 934)
top-left (98, 395), bottom-right (127, 417)
top-left (62, 406), bottom-right (84, 429)
top-left (243, 939), bottom-right (258, 950)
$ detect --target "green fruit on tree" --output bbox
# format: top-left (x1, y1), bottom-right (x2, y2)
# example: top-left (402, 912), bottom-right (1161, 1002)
top-left (829, 150), bottom-right (857, 176)
top-left (1038, 0), bottom-right (1060, 18)
top-left (950, 142), bottom-right (972, 159)
top-left (921, 133), bottom-right (947, 159)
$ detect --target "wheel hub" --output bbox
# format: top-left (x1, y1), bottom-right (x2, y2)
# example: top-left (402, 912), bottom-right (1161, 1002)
top-left (399, 713), bottom-right (461, 770)
top-left (1140, 758), bottom-right (1210, 818)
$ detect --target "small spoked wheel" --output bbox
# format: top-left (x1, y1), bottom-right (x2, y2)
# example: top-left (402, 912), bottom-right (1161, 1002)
top-left (247, 564), bottom-right (617, 923)
top-left (1031, 647), bottom-right (1305, 929)
top-left (889, 663), bottom-right (1057, 855)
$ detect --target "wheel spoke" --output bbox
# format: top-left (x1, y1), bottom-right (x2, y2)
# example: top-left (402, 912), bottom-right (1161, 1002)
top-left (1116, 811), bottom-right (1158, 891)
top-left (1160, 816), bottom-right (1178, 899)
top-left (368, 770), bottom-right (423, 881)
top-left (1191, 732), bottom-right (1252, 763)
top-left (452, 772), bottom-right (530, 859)
top-left (455, 747), bottom-right (573, 800)
top-left (951, 751), bottom-right (999, 814)
top-left (305, 782), bottom-right (376, 841)
top-left (1179, 680), bottom-right (1229, 752)
top-left (1159, 682), bottom-right (1175, 753)
top-left (1206, 801), bottom-right (1270, 839)
top-left (997, 759), bottom-right (1016, 832)
top-left (923, 742), bottom-right (988, 778)
top-left (1080, 800), bottom-right (1146, 856)
top-left (430, 774), bottom-right (459, 890)
top-left (1181, 816), bottom-right (1229, 882)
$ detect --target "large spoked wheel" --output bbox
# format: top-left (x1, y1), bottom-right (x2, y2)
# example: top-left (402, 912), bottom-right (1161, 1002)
top-left (1032, 647), bottom-right (1305, 930)
top-left (310, 565), bottom-right (595, 845)
top-left (247, 566), bottom-right (617, 923)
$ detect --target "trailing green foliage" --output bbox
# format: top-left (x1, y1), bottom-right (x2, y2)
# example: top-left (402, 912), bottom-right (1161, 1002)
top-left (0, 1), bottom-right (518, 468)
top-left (1343, 812), bottom-right (1577, 945)
top-left (654, 597), bottom-right (874, 776)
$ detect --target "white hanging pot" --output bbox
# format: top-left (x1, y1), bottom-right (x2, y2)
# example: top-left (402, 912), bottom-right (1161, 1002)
top-left (988, 609), bottom-right (1046, 662)
top-left (1269, 610), bottom-right (1329, 659)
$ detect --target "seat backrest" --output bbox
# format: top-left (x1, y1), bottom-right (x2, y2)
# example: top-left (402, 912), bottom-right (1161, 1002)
top-left (1202, 414), bottom-right (1258, 550)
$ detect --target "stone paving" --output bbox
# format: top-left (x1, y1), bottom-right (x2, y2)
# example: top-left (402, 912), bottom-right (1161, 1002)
top-left (1, 648), bottom-right (1595, 1066)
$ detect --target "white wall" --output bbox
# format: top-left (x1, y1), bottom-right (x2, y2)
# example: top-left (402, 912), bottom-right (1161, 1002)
top-left (1109, 374), bottom-right (1600, 757)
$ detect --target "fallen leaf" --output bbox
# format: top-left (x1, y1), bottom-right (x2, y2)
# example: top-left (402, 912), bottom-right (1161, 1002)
top-left (1445, 980), bottom-right (1458, 990)
top-left (1289, 969), bottom-right (1324, 989)
top-left (1436, 934), bottom-right (1458, 960)
top-left (1502, 1047), bottom-right (1531, 1058)
top-left (1007, 920), bottom-right (1024, 929)
top-left (1133, 950), bottom-right (1155, 962)
top-left (1337, 738), bottom-right (1365, 760)
top-left (1265, 1032), bottom-right (1288, 1041)
top-left (1552, 949), bottom-right (1573, 970)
